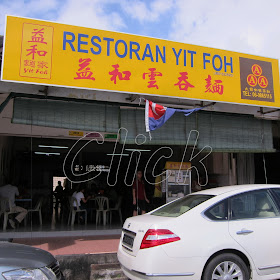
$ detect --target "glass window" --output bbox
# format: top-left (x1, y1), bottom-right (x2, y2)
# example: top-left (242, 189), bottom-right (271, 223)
top-left (230, 190), bottom-right (279, 220)
top-left (271, 188), bottom-right (280, 208)
top-left (151, 194), bottom-right (214, 217)
top-left (204, 200), bottom-right (228, 221)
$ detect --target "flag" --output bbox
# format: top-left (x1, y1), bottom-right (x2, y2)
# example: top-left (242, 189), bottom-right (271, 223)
top-left (145, 100), bottom-right (203, 132)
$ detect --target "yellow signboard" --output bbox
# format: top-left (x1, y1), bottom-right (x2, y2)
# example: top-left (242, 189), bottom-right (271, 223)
top-left (69, 131), bottom-right (83, 137)
top-left (1, 16), bottom-right (280, 108)
top-left (165, 162), bottom-right (191, 170)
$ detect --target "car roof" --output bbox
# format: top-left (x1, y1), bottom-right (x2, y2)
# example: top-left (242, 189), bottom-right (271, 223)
top-left (195, 184), bottom-right (280, 196)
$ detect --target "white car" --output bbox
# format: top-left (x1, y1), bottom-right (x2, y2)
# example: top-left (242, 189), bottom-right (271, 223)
top-left (118, 184), bottom-right (280, 280)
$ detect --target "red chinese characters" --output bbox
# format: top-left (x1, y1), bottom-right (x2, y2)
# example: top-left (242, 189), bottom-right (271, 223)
top-left (24, 60), bottom-right (48, 69)
top-left (24, 60), bottom-right (36, 68)
top-left (26, 45), bottom-right (48, 60)
top-left (74, 58), bottom-right (95, 81)
top-left (174, 72), bottom-right (195, 91)
top-left (37, 61), bottom-right (48, 69)
top-left (28, 28), bottom-right (47, 44)
top-left (26, 28), bottom-right (48, 60)
top-left (205, 75), bottom-right (224, 95)
top-left (109, 64), bottom-right (131, 84)
top-left (20, 23), bottom-right (53, 79)
top-left (143, 68), bottom-right (162, 89)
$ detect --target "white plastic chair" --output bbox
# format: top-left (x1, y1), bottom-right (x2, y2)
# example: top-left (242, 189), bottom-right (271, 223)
top-left (95, 196), bottom-right (110, 226)
top-left (68, 197), bottom-right (87, 226)
top-left (0, 197), bottom-right (14, 231)
top-left (24, 197), bottom-right (43, 226)
top-left (109, 196), bottom-right (123, 225)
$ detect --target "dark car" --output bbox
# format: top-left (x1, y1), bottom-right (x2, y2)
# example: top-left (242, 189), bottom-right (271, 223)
top-left (0, 241), bottom-right (64, 280)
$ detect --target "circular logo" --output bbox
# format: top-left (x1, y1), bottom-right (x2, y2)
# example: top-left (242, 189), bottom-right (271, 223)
top-left (258, 76), bottom-right (268, 88)
top-left (247, 74), bottom-right (258, 87)
top-left (252, 64), bottom-right (262, 76)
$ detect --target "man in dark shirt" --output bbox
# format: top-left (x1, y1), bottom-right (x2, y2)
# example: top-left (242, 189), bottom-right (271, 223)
top-left (132, 170), bottom-right (149, 216)
top-left (54, 181), bottom-right (63, 210)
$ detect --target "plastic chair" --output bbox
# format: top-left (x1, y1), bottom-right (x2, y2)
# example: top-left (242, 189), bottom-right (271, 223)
top-left (67, 196), bottom-right (72, 225)
top-left (0, 197), bottom-right (14, 231)
top-left (95, 196), bottom-right (110, 226)
top-left (67, 197), bottom-right (87, 226)
top-left (24, 197), bottom-right (43, 226)
top-left (109, 196), bottom-right (123, 225)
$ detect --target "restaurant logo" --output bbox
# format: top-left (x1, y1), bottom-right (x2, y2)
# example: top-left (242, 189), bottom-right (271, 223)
top-left (240, 57), bottom-right (274, 102)
top-left (19, 23), bottom-right (54, 79)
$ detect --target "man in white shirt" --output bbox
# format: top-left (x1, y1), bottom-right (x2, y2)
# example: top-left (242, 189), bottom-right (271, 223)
top-left (72, 185), bottom-right (91, 222)
top-left (0, 183), bottom-right (27, 229)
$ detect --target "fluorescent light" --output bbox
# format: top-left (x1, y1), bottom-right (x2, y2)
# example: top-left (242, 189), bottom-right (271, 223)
top-left (35, 152), bottom-right (60, 156)
top-left (125, 149), bottom-right (151, 152)
top-left (38, 145), bottom-right (68, 149)
top-left (107, 154), bottom-right (129, 156)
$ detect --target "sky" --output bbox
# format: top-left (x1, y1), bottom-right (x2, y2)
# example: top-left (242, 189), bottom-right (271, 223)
top-left (0, 0), bottom-right (280, 60)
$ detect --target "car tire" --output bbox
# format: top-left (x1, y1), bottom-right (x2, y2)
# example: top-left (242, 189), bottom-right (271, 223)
top-left (202, 253), bottom-right (250, 280)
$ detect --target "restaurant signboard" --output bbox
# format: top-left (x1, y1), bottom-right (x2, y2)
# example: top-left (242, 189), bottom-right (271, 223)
top-left (1, 16), bottom-right (280, 108)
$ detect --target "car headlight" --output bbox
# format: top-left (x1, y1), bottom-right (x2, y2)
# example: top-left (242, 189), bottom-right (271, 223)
top-left (2, 267), bottom-right (56, 280)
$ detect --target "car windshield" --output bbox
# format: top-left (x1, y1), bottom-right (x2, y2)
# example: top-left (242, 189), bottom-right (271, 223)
top-left (151, 194), bottom-right (214, 217)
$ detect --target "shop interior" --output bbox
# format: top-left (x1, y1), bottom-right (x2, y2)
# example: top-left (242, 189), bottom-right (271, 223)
top-left (0, 133), bottom-right (226, 233)
top-left (0, 96), bottom-right (277, 234)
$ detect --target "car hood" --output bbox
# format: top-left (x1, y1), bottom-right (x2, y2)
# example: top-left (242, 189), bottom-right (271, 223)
top-left (0, 242), bottom-right (56, 270)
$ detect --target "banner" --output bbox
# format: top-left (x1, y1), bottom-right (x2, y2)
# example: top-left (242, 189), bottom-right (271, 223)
top-left (1, 16), bottom-right (280, 108)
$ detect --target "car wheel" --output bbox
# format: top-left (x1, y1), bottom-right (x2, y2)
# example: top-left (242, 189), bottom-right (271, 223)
top-left (202, 253), bottom-right (250, 280)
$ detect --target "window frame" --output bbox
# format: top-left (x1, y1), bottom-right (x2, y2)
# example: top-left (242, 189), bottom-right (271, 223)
top-left (269, 188), bottom-right (280, 212)
top-left (203, 198), bottom-right (229, 222)
top-left (228, 189), bottom-right (279, 221)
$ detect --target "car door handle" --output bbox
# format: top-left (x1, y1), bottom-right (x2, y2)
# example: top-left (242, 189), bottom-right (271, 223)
top-left (236, 229), bottom-right (254, 235)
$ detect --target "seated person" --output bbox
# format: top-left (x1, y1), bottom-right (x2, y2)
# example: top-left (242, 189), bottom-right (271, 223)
top-left (72, 185), bottom-right (91, 222)
top-left (0, 181), bottom-right (27, 229)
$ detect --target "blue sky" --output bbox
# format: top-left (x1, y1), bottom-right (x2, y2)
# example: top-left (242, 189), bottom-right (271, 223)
top-left (1, 0), bottom-right (280, 60)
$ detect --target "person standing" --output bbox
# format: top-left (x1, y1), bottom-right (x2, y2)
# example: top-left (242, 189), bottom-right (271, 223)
top-left (54, 181), bottom-right (64, 210)
top-left (132, 170), bottom-right (149, 216)
top-left (0, 182), bottom-right (27, 229)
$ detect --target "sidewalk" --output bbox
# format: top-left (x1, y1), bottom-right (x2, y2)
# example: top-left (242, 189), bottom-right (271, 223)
top-left (14, 234), bottom-right (121, 256)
